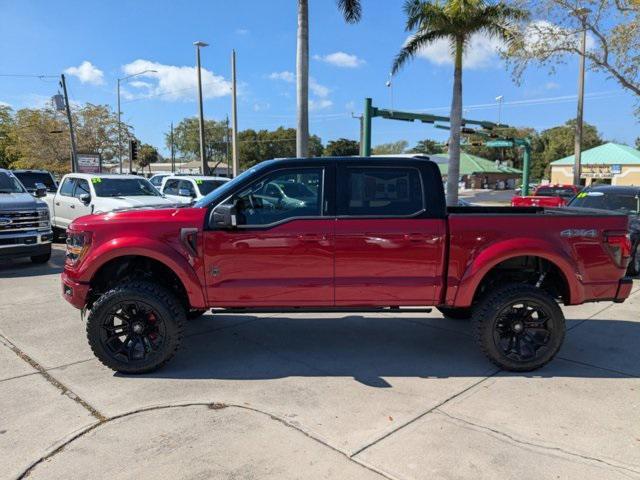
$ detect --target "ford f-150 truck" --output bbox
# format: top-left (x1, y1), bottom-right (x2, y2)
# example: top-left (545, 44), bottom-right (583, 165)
top-left (512, 184), bottom-right (581, 207)
top-left (61, 157), bottom-right (633, 374)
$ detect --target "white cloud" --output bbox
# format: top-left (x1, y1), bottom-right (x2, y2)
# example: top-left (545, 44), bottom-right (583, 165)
top-left (345, 100), bottom-right (356, 111)
top-left (0, 100), bottom-right (11, 108)
top-left (309, 77), bottom-right (330, 98)
top-left (236, 28), bottom-right (249, 35)
top-left (309, 99), bottom-right (333, 111)
top-left (545, 81), bottom-right (560, 90)
top-left (65, 61), bottom-right (105, 85)
top-left (121, 59), bottom-right (231, 101)
top-left (414, 32), bottom-right (503, 69)
top-left (521, 20), bottom-right (596, 55)
top-left (269, 71), bottom-right (295, 83)
top-left (314, 51), bottom-right (365, 68)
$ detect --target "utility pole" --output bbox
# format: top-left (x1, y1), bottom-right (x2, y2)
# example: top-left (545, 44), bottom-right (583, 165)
top-left (231, 49), bottom-right (239, 177)
top-left (170, 122), bottom-right (175, 173)
top-left (495, 95), bottom-right (504, 125)
top-left (574, 9), bottom-right (590, 187)
top-left (362, 97), bottom-right (373, 156)
top-left (60, 74), bottom-right (77, 173)
top-left (194, 41), bottom-right (209, 175)
top-left (352, 112), bottom-right (363, 154)
top-left (117, 78), bottom-right (122, 173)
top-left (225, 116), bottom-right (231, 178)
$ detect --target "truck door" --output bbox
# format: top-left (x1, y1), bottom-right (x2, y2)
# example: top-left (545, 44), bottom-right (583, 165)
top-left (334, 163), bottom-right (446, 306)
top-left (204, 165), bottom-right (334, 307)
top-left (72, 178), bottom-right (93, 218)
top-left (53, 177), bottom-right (77, 229)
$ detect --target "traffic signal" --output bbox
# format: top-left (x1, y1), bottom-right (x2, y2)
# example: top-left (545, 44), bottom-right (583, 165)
top-left (129, 140), bottom-right (139, 163)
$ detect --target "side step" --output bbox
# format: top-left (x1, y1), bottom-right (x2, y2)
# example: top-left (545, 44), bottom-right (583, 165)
top-left (210, 306), bottom-right (433, 314)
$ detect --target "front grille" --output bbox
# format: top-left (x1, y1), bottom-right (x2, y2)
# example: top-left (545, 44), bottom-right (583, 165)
top-left (0, 210), bottom-right (47, 233)
top-left (0, 235), bottom-right (37, 246)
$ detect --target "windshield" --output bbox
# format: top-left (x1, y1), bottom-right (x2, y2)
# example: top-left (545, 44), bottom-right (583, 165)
top-left (535, 187), bottom-right (577, 199)
top-left (12, 171), bottom-right (57, 192)
top-left (569, 190), bottom-right (640, 214)
top-left (93, 178), bottom-right (161, 197)
top-left (196, 180), bottom-right (228, 196)
top-left (0, 172), bottom-right (26, 193)
top-left (194, 162), bottom-right (273, 207)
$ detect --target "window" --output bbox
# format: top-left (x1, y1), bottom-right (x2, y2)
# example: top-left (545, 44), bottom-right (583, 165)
top-left (179, 180), bottom-right (196, 197)
top-left (231, 168), bottom-right (323, 226)
top-left (12, 172), bottom-right (57, 192)
top-left (59, 178), bottom-right (76, 197)
top-left (340, 167), bottom-right (424, 216)
top-left (197, 179), bottom-right (228, 196)
top-left (0, 172), bottom-right (26, 193)
top-left (74, 179), bottom-right (90, 198)
top-left (164, 179), bottom-right (179, 195)
top-left (93, 178), bottom-right (159, 197)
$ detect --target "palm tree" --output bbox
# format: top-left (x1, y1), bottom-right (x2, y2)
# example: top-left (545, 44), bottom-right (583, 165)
top-left (392, 0), bottom-right (526, 205)
top-left (296, 0), bottom-right (362, 157)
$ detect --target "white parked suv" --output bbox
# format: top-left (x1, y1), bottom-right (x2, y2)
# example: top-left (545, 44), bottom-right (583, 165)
top-left (45, 173), bottom-right (176, 235)
top-left (161, 175), bottom-right (229, 203)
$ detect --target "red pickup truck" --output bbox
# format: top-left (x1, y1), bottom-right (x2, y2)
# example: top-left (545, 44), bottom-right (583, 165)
top-left (61, 157), bottom-right (633, 374)
top-left (512, 184), bottom-right (581, 208)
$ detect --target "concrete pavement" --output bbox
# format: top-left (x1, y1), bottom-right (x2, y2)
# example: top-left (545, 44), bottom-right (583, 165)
top-left (1, 245), bottom-right (639, 480)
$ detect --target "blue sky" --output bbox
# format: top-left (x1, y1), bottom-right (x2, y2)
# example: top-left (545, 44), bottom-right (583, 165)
top-left (0, 0), bottom-right (637, 156)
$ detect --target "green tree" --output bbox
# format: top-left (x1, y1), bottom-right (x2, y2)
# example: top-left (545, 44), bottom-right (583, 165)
top-left (166, 117), bottom-right (228, 165)
top-left (408, 139), bottom-right (446, 154)
top-left (503, 1), bottom-right (640, 113)
top-left (238, 127), bottom-right (322, 169)
top-left (297, 0), bottom-right (362, 156)
top-left (372, 140), bottom-right (409, 154)
top-left (324, 138), bottom-right (359, 156)
top-left (75, 103), bottom-right (129, 162)
top-left (463, 127), bottom-right (538, 168)
top-left (532, 120), bottom-right (604, 179)
top-left (392, 0), bottom-right (527, 205)
top-left (0, 106), bottom-right (17, 169)
top-left (137, 143), bottom-right (159, 172)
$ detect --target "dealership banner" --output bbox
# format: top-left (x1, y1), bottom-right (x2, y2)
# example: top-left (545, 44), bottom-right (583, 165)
top-left (76, 153), bottom-right (102, 174)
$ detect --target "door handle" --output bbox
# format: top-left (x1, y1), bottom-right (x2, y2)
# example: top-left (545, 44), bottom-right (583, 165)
top-left (70, 204), bottom-right (75, 209)
top-left (298, 234), bottom-right (325, 242)
top-left (55, 202), bottom-right (60, 206)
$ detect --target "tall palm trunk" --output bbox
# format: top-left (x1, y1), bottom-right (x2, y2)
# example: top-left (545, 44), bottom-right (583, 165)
top-left (446, 37), bottom-right (464, 206)
top-left (296, 0), bottom-right (309, 158)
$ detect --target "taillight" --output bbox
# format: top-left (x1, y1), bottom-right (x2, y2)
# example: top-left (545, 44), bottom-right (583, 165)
top-left (604, 231), bottom-right (631, 268)
top-left (66, 231), bottom-right (92, 266)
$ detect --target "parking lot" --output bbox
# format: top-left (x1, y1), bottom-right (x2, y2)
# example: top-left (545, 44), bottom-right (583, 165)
top-left (0, 244), bottom-right (638, 480)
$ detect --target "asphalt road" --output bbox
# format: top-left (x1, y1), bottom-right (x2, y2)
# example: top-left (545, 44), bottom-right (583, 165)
top-left (1, 246), bottom-right (639, 480)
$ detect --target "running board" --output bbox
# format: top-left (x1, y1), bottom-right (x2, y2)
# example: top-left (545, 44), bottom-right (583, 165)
top-left (210, 306), bottom-right (433, 314)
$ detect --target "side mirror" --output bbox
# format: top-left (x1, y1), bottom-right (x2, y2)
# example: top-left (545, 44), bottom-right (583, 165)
top-left (178, 188), bottom-right (194, 198)
top-left (211, 201), bottom-right (238, 229)
top-left (79, 193), bottom-right (91, 205)
top-left (34, 183), bottom-right (47, 198)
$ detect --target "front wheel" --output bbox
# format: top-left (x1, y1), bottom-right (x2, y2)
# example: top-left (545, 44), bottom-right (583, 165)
top-left (30, 250), bottom-right (51, 264)
top-left (86, 281), bottom-right (185, 374)
top-left (473, 284), bottom-right (565, 372)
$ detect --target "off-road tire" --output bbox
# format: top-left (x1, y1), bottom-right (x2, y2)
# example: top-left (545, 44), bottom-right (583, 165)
top-left (437, 306), bottom-right (472, 320)
top-left (473, 283), bottom-right (565, 372)
top-left (86, 281), bottom-right (185, 374)
top-left (30, 250), bottom-right (51, 264)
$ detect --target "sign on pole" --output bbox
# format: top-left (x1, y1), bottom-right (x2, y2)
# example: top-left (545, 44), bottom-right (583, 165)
top-left (76, 153), bottom-right (102, 174)
top-left (486, 140), bottom-right (514, 148)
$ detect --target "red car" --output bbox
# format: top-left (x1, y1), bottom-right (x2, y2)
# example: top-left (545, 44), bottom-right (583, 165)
top-left (512, 184), bottom-right (581, 207)
top-left (61, 157), bottom-right (632, 374)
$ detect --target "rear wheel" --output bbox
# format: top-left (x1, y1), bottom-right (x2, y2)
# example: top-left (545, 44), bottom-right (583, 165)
top-left (86, 281), bottom-right (185, 374)
top-left (473, 284), bottom-right (565, 372)
top-left (437, 306), bottom-right (472, 320)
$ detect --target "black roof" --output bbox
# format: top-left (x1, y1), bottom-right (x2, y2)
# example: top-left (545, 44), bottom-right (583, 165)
top-left (585, 185), bottom-right (640, 194)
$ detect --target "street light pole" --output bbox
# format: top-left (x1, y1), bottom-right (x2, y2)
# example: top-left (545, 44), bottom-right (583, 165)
top-left (495, 95), bottom-right (504, 125)
top-left (231, 49), bottom-right (239, 177)
top-left (574, 9), bottom-right (590, 186)
top-left (116, 69), bottom-right (157, 174)
top-left (194, 41), bottom-right (209, 175)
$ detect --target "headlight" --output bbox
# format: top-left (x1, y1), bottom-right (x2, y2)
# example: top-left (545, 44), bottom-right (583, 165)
top-left (37, 208), bottom-right (50, 231)
top-left (65, 231), bottom-right (92, 266)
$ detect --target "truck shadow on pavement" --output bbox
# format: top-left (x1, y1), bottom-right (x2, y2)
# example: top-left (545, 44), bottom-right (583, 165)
top-left (135, 313), bottom-right (639, 386)
top-left (0, 246), bottom-right (65, 278)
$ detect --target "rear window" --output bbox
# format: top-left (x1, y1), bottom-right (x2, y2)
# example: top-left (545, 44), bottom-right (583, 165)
top-left (535, 187), bottom-right (577, 199)
top-left (339, 167), bottom-right (424, 216)
top-left (569, 191), bottom-right (639, 214)
top-left (12, 172), bottom-right (57, 192)
top-left (93, 178), bottom-right (160, 197)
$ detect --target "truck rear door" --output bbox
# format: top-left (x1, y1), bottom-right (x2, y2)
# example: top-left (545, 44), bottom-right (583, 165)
top-left (334, 161), bottom-right (447, 306)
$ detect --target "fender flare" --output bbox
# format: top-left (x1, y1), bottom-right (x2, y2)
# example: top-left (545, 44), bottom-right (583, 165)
top-left (78, 236), bottom-right (207, 308)
top-left (452, 237), bottom-right (582, 307)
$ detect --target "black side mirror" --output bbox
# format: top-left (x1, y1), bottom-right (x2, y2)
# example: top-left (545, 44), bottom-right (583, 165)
top-left (34, 183), bottom-right (47, 198)
top-left (79, 193), bottom-right (91, 205)
top-left (211, 201), bottom-right (238, 229)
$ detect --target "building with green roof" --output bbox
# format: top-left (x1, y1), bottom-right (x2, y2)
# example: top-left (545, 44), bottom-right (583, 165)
top-left (432, 151), bottom-right (522, 189)
top-left (550, 142), bottom-right (640, 186)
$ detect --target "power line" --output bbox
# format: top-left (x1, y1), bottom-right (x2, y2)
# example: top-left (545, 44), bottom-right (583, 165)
top-left (0, 74), bottom-right (58, 78)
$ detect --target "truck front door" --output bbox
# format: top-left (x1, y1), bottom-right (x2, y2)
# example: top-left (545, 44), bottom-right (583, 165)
top-left (334, 163), bottom-right (446, 306)
top-left (204, 165), bottom-right (334, 307)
